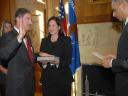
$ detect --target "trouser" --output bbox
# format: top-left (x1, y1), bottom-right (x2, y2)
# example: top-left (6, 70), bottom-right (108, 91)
top-left (0, 73), bottom-right (6, 96)
top-left (42, 82), bottom-right (71, 96)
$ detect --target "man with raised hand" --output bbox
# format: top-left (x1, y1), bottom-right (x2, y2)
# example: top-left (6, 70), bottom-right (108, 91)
top-left (0, 8), bottom-right (35, 96)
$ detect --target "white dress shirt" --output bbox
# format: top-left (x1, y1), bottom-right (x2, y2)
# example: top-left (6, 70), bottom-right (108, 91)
top-left (125, 17), bottom-right (128, 25)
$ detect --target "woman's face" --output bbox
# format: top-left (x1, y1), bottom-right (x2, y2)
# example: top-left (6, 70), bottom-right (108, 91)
top-left (4, 23), bottom-right (12, 33)
top-left (48, 20), bottom-right (60, 35)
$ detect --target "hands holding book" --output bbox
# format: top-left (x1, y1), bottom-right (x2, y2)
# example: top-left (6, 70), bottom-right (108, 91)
top-left (39, 52), bottom-right (60, 65)
top-left (92, 52), bottom-right (116, 68)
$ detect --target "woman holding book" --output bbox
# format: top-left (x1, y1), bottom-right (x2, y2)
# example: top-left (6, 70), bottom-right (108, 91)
top-left (39, 16), bottom-right (73, 96)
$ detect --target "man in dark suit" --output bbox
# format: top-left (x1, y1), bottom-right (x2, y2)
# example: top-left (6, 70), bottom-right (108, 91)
top-left (0, 60), bottom-right (7, 96)
top-left (102, 0), bottom-right (128, 96)
top-left (0, 8), bottom-right (35, 96)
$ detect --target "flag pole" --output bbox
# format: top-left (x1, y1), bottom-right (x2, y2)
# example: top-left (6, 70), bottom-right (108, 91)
top-left (74, 74), bottom-right (77, 96)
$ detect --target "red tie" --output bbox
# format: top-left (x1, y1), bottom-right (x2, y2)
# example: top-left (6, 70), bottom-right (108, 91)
top-left (26, 38), bottom-right (34, 63)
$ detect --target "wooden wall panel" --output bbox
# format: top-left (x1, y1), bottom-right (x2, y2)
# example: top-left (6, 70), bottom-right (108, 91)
top-left (0, 0), bottom-right (15, 32)
top-left (0, 0), bottom-right (11, 25)
top-left (50, 0), bottom-right (112, 24)
top-left (75, 0), bottom-right (112, 23)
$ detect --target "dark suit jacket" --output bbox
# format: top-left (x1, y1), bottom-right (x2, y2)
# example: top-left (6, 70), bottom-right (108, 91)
top-left (0, 29), bottom-right (35, 96)
top-left (40, 36), bottom-right (74, 86)
top-left (112, 23), bottom-right (128, 96)
top-left (0, 35), bottom-right (7, 96)
top-left (0, 60), bottom-right (6, 96)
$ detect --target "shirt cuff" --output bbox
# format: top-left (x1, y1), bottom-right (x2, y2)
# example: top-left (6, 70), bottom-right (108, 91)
top-left (42, 64), bottom-right (47, 69)
top-left (51, 63), bottom-right (59, 68)
top-left (110, 59), bottom-right (113, 67)
top-left (17, 37), bottom-right (23, 43)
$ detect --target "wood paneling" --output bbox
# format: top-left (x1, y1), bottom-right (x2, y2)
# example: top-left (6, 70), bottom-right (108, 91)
top-left (0, 0), bottom-right (15, 24)
top-left (0, 0), bottom-right (14, 25)
top-left (50, 0), bottom-right (112, 24)
top-left (75, 0), bottom-right (112, 23)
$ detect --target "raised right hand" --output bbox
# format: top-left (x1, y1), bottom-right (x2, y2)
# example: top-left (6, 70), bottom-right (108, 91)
top-left (17, 17), bottom-right (26, 43)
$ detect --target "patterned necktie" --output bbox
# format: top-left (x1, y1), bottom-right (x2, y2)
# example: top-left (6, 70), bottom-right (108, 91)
top-left (26, 37), bottom-right (33, 63)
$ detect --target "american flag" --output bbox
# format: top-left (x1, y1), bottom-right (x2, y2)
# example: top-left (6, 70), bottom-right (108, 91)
top-left (58, 0), bottom-right (67, 35)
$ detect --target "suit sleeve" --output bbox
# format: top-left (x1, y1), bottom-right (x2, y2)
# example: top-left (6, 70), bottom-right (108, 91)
top-left (112, 59), bottom-right (128, 72)
top-left (112, 26), bottom-right (128, 72)
top-left (59, 37), bottom-right (72, 68)
top-left (0, 36), bottom-right (21, 61)
top-left (40, 38), bottom-right (46, 52)
top-left (0, 60), bottom-right (2, 66)
top-left (38, 39), bottom-right (46, 67)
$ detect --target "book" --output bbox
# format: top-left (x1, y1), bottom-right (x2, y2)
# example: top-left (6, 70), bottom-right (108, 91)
top-left (92, 52), bottom-right (104, 60)
top-left (37, 56), bottom-right (59, 62)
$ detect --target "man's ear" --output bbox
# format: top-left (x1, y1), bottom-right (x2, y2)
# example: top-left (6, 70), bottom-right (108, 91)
top-left (17, 16), bottom-right (23, 20)
top-left (16, 16), bottom-right (22, 25)
top-left (58, 26), bottom-right (60, 29)
top-left (16, 17), bottom-right (21, 22)
top-left (15, 17), bottom-right (19, 24)
top-left (16, 17), bottom-right (19, 21)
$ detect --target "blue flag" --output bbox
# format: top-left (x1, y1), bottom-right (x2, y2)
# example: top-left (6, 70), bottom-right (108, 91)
top-left (68, 0), bottom-right (81, 74)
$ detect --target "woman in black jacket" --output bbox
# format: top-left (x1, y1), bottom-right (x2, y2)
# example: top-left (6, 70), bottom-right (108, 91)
top-left (39, 16), bottom-right (73, 96)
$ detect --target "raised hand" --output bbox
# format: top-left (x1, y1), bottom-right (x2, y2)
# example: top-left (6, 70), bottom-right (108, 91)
top-left (39, 52), bottom-right (60, 65)
top-left (17, 17), bottom-right (26, 43)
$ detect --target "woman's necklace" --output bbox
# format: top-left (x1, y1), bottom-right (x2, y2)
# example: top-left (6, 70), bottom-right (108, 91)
top-left (51, 35), bottom-right (58, 42)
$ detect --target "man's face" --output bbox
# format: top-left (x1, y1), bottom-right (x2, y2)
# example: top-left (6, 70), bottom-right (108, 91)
top-left (22, 13), bottom-right (32, 31)
top-left (17, 13), bottom-right (32, 31)
top-left (112, 2), bottom-right (125, 21)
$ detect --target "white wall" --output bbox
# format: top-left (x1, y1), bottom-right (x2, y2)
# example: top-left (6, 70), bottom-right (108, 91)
top-left (76, 22), bottom-right (121, 96)
top-left (78, 22), bottom-right (120, 64)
